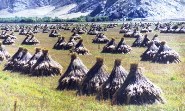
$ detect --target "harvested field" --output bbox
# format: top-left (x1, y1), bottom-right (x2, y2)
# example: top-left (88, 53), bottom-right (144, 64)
top-left (0, 22), bottom-right (184, 111)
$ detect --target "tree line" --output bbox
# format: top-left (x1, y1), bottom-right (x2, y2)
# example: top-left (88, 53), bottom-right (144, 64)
top-left (0, 16), bottom-right (114, 23)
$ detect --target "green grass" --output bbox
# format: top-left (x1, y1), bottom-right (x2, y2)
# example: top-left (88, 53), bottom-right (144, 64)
top-left (0, 24), bottom-right (184, 111)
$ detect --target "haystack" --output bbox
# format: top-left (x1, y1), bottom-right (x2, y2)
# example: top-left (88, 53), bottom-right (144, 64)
top-left (26, 29), bottom-right (34, 35)
top-left (92, 33), bottom-right (109, 44)
top-left (42, 25), bottom-right (50, 33)
top-left (65, 38), bottom-right (77, 50)
top-left (19, 28), bottom-right (27, 35)
top-left (0, 42), bottom-right (10, 62)
top-left (141, 34), bottom-right (150, 47)
top-left (57, 54), bottom-right (88, 90)
top-left (30, 49), bottom-right (62, 76)
top-left (71, 32), bottom-right (81, 39)
top-left (77, 28), bottom-right (86, 34)
top-left (132, 34), bottom-right (144, 47)
top-left (22, 48), bottom-right (42, 74)
top-left (49, 30), bottom-right (60, 37)
top-left (22, 34), bottom-right (40, 45)
top-left (3, 36), bottom-right (15, 45)
top-left (70, 39), bottom-right (90, 55)
top-left (133, 30), bottom-right (142, 38)
top-left (115, 38), bottom-right (132, 54)
top-left (151, 34), bottom-right (161, 47)
top-left (79, 58), bottom-right (109, 95)
top-left (4, 47), bottom-right (24, 71)
top-left (141, 42), bottom-right (159, 61)
top-left (124, 30), bottom-right (134, 37)
top-left (8, 32), bottom-right (17, 39)
top-left (88, 29), bottom-right (99, 35)
top-left (53, 37), bottom-right (66, 50)
top-left (14, 26), bottom-right (20, 32)
top-left (12, 48), bottom-right (32, 72)
top-left (0, 31), bottom-right (8, 39)
top-left (32, 25), bottom-right (39, 33)
top-left (120, 28), bottom-right (129, 33)
top-left (112, 64), bottom-right (165, 105)
top-left (153, 41), bottom-right (181, 64)
top-left (102, 38), bottom-right (117, 53)
top-left (97, 59), bottom-right (128, 100)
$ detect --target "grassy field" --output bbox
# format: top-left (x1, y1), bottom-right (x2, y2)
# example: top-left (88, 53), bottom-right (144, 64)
top-left (0, 24), bottom-right (184, 111)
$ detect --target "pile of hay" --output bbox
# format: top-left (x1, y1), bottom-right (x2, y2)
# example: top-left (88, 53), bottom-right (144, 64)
top-left (124, 29), bottom-right (140, 38)
top-left (32, 25), bottom-right (39, 33)
top-left (88, 29), bottom-right (99, 35)
top-left (42, 25), bottom-right (50, 33)
top-left (57, 54), bottom-right (88, 90)
top-left (19, 28), bottom-right (27, 35)
top-left (53, 37), bottom-right (67, 50)
top-left (49, 29), bottom-right (60, 37)
top-left (150, 34), bottom-right (161, 47)
top-left (141, 42), bottom-right (159, 61)
top-left (112, 64), bottom-right (165, 105)
top-left (22, 34), bottom-right (40, 45)
top-left (70, 39), bottom-right (90, 55)
top-left (71, 32), bottom-right (81, 40)
top-left (92, 33), bottom-right (109, 44)
top-left (8, 32), bottom-right (17, 39)
top-left (132, 34), bottom-right (144, 47)
top-left (79, 58), bottom-right (109, 95)
top-left (115, 38), bottom-right (132, 54)
top-left (0, 31), bottom-right (8, 39)
top-left (153, 41), bottom-right (181, 64)
top-left (4, 47), bottom-right (24, 71)
top-left (0, 42), bottom-right (10, 62)
top-left (140, 27), bottom-right (153, 33)
top-left (30, 49), bottom-right (62, 76)
top-left (65, 38), bottom-right (77, 50)
top-left (140, 34), bottom-right (150, 47)
top-left (97, 59), bottom-right (128, 100)
top-left (22, 48), bottom-right (43, 74)
top-left (3, 36), bottom-right (16, 45)
top-left (12, 48), bottom-right (32, 72)
top-left (102, 38), bottom-right (117, 53)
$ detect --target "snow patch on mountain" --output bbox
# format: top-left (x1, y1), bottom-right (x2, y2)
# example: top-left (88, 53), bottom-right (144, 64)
top-left (0, 6), bottom-right (55, 18)
top-left (0, 4), bottom-right (91, 18)
top-left (47, 4), bottom-right (77, 17)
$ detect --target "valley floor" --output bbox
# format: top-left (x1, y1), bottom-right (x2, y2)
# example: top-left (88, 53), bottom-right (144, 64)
top-left (0, 24), bottom-right (184, 111)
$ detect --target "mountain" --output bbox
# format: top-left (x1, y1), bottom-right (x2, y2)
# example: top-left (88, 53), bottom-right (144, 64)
top-left (0, 0), bottom-right (102, 18)
top-left (98, 0), bottom-right (185, 20)
top-left (0, 0), bottom-right (185, 20)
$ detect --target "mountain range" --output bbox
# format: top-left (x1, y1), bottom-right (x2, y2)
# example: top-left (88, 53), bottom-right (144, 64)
top-left (0, 0), bottom-right (185, 20)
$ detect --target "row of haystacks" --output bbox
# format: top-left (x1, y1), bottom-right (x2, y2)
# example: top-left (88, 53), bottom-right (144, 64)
top-left (141, 41), bottom-right (181, 64)
top-left (22, 33), bottom-right (40, 45)
top-left (57, 54), bottom-right (165, 105)
top-left (0, 30), bottom-right (39, 46)
top-left (129, 33), bottom-right (181, 64)
top-left (102, 38), bottom-right (132, 54)
top-left (0, 31), bottom-right (16, 45)
top-left (4, 47), bottom-right (62, 76)
top-left (132, 34), bottom-right (161, 47)
top-left (53, 37), bottom-right (90, 55)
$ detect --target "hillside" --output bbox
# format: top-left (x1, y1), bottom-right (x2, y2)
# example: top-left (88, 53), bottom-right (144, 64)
top-left (0, 0), bottom-right (185, 20)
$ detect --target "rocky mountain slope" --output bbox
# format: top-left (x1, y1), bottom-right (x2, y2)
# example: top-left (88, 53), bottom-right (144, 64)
top-left (0, 0), bottom-right (185, 20)
top-left (98, 0), bottom-right (185, 20)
